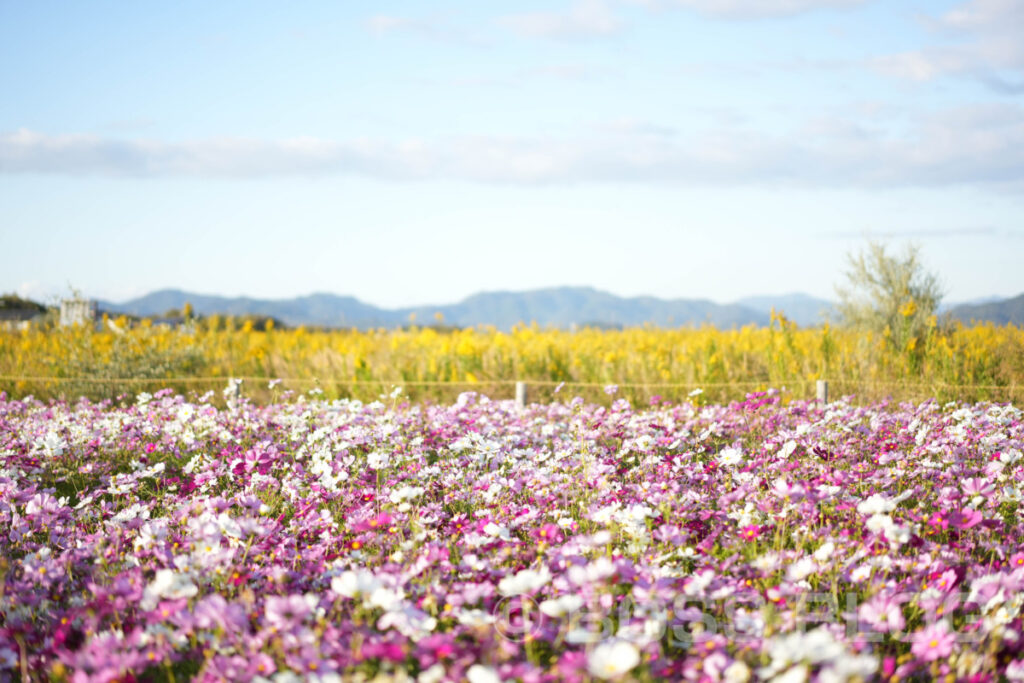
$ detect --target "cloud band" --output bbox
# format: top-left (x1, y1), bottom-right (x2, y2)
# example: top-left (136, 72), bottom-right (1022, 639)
top-left (3, 107), bottom-right (1023, 189)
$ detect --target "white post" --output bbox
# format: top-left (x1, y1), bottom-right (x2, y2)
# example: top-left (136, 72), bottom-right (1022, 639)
top-left (515, 381), bottom-right (527, 409)
top-left (816, 379), bottom-right (829, 405)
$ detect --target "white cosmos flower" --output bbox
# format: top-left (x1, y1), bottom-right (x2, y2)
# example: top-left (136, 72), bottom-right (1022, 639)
top-left (567, 628), bottom-right (605, 643)
top-left (753, 553), bottom-right (781, 572)
top-left (134, 521), bottom-right (167, 551)
top-left (856, 494), bottom-right (895, 516)
top-left (41, 432), bottom-right (65, 457)
top-left (732, 608), bottom-right (765, 638)
top-left (632, 434), bottom-right (654, 451)
top-left (769, 666), bottom-right (809, 683)
top-left (567, 556), bottom-right (616, 585)
top-left (466, 665), bottom-right (501, 683)
top-left (865, 514), bottom-right (893, 534)
top-left (717, 447), bottom-right (744, 467)
top-left (813, 541), bottom-right (835, 562)
top-left (587, 640), bottom-right (641, 679)
top-left (591, 503), bottom-right (621, 525)
top-left (417, 664), bottom-right (446, 683)
top-left (389, 485), bottom-right (424, 503)
top-left (366, 451), bottom-right (390, 470)
top-left (368, 586), bottom-right (404, 611)
top-left (624, 504), bottom-right (654, 522)
top-left (457, 609), bottom-right (495, 627)
top-left (723, 660), bottom-right (752, 683)
top-left (141, 569), bottom-right (197, 610)
top-left (377, 604), bottom-right (436, 641)
top-left (483, 522), bottom-right (511, 540)
top-left (1005, 660), bottom-right (1024, 681)
top-left (818, 654), bottom-right (879, 683)
top-left (759, 627), bottom-right (845, 679)
top-left (786, 557), bottom-right (817, 582)
top-left (850, 565), bottom-right (872, 582)
top-left (684, 569), bottom-right (716, 596)
top-left (331, 569), bottom-right (381, 598)
top-left (498, 567), bottom-right (551, 596)
top-left (539, 594), bottom-right (584, 617)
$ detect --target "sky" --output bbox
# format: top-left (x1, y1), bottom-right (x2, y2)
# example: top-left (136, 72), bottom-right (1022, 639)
top-left (2, 0), bottom-right (1023, 308)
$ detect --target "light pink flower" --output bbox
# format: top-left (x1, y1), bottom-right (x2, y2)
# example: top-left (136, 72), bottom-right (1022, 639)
top-left (859, 594), bottom-right (905, 634)
top-left (910, 621), bottom-right (955, 662)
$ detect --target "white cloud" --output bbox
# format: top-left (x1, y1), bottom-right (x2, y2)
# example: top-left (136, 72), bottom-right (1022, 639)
top-left (364, 13), bottom-right (485, 45)
top-left (15, 281), bottom-right (56, 302)
top-left (643, 0), bottom-right (868, 19)
top-left (598, 119), bottom-right (678, 137)
top-left (3, 105), bottom-right (1023, 190)
top-left (500, 0), bottom-right (623, 39)
top-left (827, 226), bottom-right (1002, 240)
top-left (366, 15), bottom-right (417, 33)
top-left (939, 0), bottom-right (1024, 31)
top-left (451, 63), bottom-right (610, 88)
top-left (873, 0), bottom-right (1024, 90)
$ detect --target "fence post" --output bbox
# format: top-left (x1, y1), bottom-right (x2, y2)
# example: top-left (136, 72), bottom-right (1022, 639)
top-left (816, 379), bottom-right (829, 406)
top-left (225, 378), bottom-right (243, 411)
top-left (515, 381), bottom-right (527, 410)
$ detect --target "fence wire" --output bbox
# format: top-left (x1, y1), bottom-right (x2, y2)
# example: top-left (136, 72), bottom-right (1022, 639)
top-left (0, 374), bottom-right (1020, 408)
top-left (0, 375), bottom-right (1018, 391)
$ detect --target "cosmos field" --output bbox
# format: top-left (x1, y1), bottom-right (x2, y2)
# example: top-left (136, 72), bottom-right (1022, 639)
top-left (2, 386), bottom-right (1023, 682)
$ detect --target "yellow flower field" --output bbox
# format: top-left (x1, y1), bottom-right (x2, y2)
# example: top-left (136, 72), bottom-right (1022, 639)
top-left (2, 314), bottom-right (1021, 405)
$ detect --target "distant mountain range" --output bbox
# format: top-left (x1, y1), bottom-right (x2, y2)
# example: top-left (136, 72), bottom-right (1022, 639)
top-left (735, 294), bottom-right (836, 326)
top-left (96, 287), bottom-right (1023, 329)
top-left (945, 293), bottom-right (1024, 326)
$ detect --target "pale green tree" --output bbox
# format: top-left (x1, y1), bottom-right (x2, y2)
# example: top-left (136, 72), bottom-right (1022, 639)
top-left (835, 241), bottom-right (944, 350)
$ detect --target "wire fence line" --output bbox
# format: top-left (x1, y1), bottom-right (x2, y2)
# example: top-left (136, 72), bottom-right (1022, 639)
top-left (0, 374), bottom-right (1019, 393)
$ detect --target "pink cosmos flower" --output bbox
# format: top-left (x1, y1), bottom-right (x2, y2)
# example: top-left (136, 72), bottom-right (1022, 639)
top-left (928, 512), bottom-right (950, 531)
top-left (533, 523), bottom-right (564, 544)
top-left (1009, 552), bottom-right (1024, 570)
top-left (771, 478), bottom-right (806, 503)
top-left (919, 591), bottom-right (960, 621)
top-left (922, 569), bottom-right (959, 593)
top-left (950, 509), bottom-right (983, 530)
top-left (355, 512), bottom-right (394, 533)
top-left (910, 621), bottom-right (956, 662)
top-left (859, 594), bottom-right (905, 634)
top-left (264, 594), bottom-right (312, 630)
top-left (960, 477), bottom-right (993, 497)
top-left (247, 653), bottom-right (277, 679)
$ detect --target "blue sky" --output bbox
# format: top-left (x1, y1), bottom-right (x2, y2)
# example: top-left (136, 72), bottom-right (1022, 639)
top-left (2, 0), bottom-right (1022, 307)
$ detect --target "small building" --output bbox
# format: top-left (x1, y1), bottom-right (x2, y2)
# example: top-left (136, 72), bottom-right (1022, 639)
top-left (0, 308), bottom-right (40, 323)
top-left (60, 298), bottom-right (98, 327)
top-left (0, 309), bottom-right (43, 331)
top-left (0, 295), bottom-right (48, 330)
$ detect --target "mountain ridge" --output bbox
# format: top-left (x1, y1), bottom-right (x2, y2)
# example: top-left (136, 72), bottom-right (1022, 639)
top-left (95, 287), bottom-right (1024, 329)
top-left (945, 293), bottom-right (1024, 326)
top-left (97, 287), bottom-right (788, 329)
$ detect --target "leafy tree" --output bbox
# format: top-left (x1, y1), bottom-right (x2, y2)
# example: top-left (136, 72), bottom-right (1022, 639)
top-left (835, 241), bottom-right (943, 350)
top-left (0, 294), bottom-right (47, 312)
